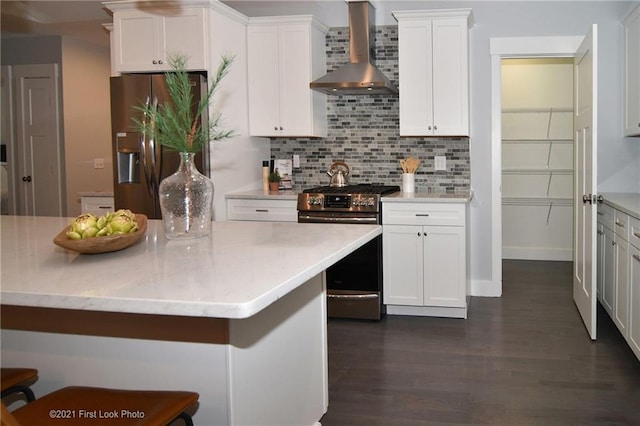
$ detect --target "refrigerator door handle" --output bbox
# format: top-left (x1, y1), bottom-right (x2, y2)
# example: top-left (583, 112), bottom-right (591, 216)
top-left (140, 96), bottom-right (154, 197)
top-left (149, 96), bottom-right (161, 196)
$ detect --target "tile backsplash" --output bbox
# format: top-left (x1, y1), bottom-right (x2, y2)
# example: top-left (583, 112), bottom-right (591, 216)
top-left (270, 25), bottom-right (470, 192)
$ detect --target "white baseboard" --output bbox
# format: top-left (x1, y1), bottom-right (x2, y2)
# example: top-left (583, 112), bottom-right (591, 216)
top-left (471, 279), bottom-right (502, 297)
top-left (502, 247), bottom-right (573, 261)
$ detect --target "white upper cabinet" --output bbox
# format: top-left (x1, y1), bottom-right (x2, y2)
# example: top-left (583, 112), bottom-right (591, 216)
top-left (393, 9), bottom-right (473, 137)
top-left (106, 4), bottom-right (208, 73)
top-left (624, 5), bottom-right (640, 136)
top-left (247, 16), bottom-right (328, 137)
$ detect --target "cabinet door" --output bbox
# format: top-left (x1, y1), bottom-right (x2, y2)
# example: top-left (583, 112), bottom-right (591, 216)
top-left (431, 18), bottom-right (469, 136)
top-left (397, 20), bottom-right (433, 136)
top-left (383, 225), bottom-right (424, 306)
top-left (628, 244), bottom-right (640, 360)
top-left (423, 226), bottom-right (466, 307)
top-left (161, 10), bottom-right (207, 71)
top-left (602, 225), bottom-right (616, 317)
top-left (279, 24), bottom-right (314, 136)
top-left (613, 235), bottom-right (630, 336)
top-left (115, 13), bottom-right (160, 72)
top-left (597, 222), bottom-right (605, 301)
top-left (247, 25), bottom-right (281, 136)
top-left (114, 9), bottom-right (206, 73)
top-left (624, 6), bottom-right (640, 136)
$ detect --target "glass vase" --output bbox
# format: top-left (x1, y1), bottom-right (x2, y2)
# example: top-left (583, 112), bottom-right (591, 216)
top-left (159, 152), bottom-right (213, 240)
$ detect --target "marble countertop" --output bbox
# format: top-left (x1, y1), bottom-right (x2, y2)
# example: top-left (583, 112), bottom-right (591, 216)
top-left (382, 190), bottom-right (474, 203)
top-left (0, 216), bottom-right (380, 319)
top-left (225, 189), bottom-right (300, 200)
top-left (78, 191), bottom-right (114, 197)
top-left (601, 192), bottom-right (640, 219)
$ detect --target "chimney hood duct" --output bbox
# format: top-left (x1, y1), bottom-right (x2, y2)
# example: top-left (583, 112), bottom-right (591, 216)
top-left (310, 1), bottom-right (398, 96)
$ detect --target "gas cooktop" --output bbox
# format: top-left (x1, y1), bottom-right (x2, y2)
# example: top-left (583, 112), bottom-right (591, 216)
top-left (302, 183), bottom-right (400, 195)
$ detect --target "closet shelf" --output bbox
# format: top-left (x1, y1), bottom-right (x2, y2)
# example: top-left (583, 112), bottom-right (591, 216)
top-left (502, 197), bottom-right (573, 206)
top-left (502, 168), bottom-right (573, 175)
top-left (502, 138), bottom-right (573, 143)
top-left (502, 107), bottom-right (574, 113)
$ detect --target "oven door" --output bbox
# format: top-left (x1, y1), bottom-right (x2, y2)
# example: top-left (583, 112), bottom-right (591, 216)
top-left (298, 211), bottom-right (379, 224)
top-left (325, 235), bottom-right (384, 320)
top-left (298, 209), bottom-right (384, 320)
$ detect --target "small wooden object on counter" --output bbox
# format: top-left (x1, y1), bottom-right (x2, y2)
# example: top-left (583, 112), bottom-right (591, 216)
top-left (53, 214), bottom-right (148, 254)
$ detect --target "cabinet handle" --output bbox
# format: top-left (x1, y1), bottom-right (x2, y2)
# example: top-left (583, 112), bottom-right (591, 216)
top-left (615, 220), bottom-right (625, 228)
top-left (274, 126), bottom-right (278, 131)
top-left (417, 232), bottom-right (421, 236)
top-left (152, 60), bottom-right (157, 64)
top-left (279, 126), bottom-right (283, 131)
top-left (434, 125), bottom-right (438, 130)
top-left (633, 254), bottom-right (640, 262)
top-left (98, 206), bottom-right (111, 209)
top-left (255, 209), bottom-right (269, 213)
top-left (597, 211), bottom-right (604, 216)
top-left (415, 213), bottom-right (430, 217)
top-left (427, 125), bottom-right (432, 130)
top-left (633, 231), bottom-right (640, 238)
top-left (158, 60), bottom-right (163, 65)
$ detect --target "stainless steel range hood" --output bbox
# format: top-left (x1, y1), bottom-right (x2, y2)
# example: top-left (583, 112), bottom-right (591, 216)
top-left (310, 1), bottom-right (398, 96)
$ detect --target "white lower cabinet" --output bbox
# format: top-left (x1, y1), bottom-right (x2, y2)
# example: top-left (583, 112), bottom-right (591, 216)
top-left (598, 201), bottom-right (640, 362)
top-left (226, 197), bottom-right (297, 222)
top-left (628, 243), bottom-right (640, 359)
top-left (613, 233), bottom-right (630, 335)
top-left (383, 201), bottom-right (468, 318)
top-left (81, 196), bottom-right (115, 217)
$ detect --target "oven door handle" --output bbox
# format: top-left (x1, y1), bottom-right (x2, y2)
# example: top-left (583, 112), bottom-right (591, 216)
top-left (327, 293), bottom-right (379, 300)
top-left (298, 214), bottom-right (378, 224)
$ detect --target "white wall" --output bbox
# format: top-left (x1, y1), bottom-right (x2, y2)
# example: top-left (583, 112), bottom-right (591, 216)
top-left (61, 37), bottom-right (113, 217)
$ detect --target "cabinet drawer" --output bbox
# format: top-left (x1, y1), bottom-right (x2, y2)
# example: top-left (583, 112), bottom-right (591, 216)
top-left (598, 204), bottom-right (615, 230)
top-left (227, 199), bottom-right (297, 222)
top-left (81, 196), bottom-right (115, 216)
top-left (382, 202), bottom-right (465, 226)
top-left (614, 209), bottom-right (630, 240)
top-left (630, 215), bottom-right (640, 249)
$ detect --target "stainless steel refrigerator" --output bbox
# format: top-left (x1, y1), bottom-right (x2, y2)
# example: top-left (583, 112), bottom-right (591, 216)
top-left (110, 73), bottom-right (209, 219)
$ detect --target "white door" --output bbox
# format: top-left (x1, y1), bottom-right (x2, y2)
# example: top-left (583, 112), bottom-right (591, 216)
top-left (1, 65), bottom-right (16, 215)
top-left (573, 25), bottom-right (598, 339)
top-left (14, 64), bottom-right (65, 217)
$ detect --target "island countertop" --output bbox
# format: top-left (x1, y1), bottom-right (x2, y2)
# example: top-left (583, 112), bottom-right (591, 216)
top-left (1, 216), bottom-right (380, 319)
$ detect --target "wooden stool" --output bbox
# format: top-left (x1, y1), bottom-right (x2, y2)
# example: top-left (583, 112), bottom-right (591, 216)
top-left (2, 386), bottom-right (199, 425)
top-left (1, 369), bottom-right (38, 403)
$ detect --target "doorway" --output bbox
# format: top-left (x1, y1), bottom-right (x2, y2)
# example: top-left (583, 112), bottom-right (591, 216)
top-left (1, 63), bottom-right (66, 217)
top-left (501, 58), bottom-right (574, 262)
top-left (489, 35), bottom-right (583, 296)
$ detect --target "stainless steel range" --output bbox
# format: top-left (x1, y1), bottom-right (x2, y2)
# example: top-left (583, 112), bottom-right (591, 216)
top-left (297, 184), bottom-right (400, 320)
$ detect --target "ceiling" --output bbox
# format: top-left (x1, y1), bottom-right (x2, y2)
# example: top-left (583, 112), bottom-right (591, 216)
top-left (0, 1), bottom-right (350, 48)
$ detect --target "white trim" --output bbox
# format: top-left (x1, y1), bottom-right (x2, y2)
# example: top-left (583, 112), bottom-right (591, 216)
top-left (471, 279), bottom-right (501, 298)
top-left (489, 35), bottom-right (583, 298)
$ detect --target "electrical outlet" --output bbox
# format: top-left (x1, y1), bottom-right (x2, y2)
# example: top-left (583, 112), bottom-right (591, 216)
top-left (434, 156), bottom-right (446, 171)
top-left (293, 154), bottom-right (300, 168)
top-left (93, 158), bottom-right (105, 169)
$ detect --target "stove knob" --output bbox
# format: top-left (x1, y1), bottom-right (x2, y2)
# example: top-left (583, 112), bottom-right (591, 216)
top-left (353, 198), bottom-right (360, 206)
top-left (367, 197), bottom-right (375, 206)
top-left (314, 197), bottom-right (323, 205)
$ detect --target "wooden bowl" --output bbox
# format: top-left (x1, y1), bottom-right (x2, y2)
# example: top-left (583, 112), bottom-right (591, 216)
top-left (53, 214), bottom-right (148, 254)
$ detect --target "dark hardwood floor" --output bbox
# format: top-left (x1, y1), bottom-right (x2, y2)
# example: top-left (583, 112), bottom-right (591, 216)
top-left (320, 260), bottom-right (640, 425)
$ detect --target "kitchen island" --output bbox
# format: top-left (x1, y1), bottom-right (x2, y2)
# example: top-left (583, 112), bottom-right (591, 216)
top-left (1, 216), bottom-right (381, 425)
